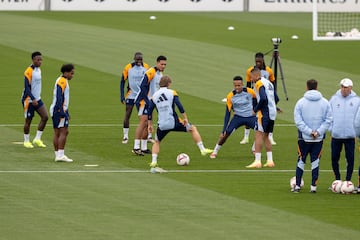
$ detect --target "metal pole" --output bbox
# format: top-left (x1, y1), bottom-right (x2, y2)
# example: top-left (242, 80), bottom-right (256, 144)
top-left (243, 0), bottom-right (249, 12)
top-left (273, 45), bottom-right (278, 93)
top-left (277, 56), bottom-right (289, 101)
top-left (45, 0), bottom-right (50, 11)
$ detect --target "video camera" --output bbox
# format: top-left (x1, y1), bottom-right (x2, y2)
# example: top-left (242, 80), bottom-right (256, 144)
top-left (271, 37), bottom-right (282, 45)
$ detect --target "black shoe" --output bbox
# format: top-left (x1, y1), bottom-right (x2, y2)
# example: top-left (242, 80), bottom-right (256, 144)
top-left (132, 149), bottom-right (144, 156)
top-left (141, 149), bottom-right (152, 154)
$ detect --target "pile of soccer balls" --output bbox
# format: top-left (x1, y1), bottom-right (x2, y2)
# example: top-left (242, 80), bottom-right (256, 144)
top-left (326, 28), bottom-right (360, 38)
top-left (331, 180), bottom-right (355, 194)
top-left (290, 177), bottom-right (356, 194)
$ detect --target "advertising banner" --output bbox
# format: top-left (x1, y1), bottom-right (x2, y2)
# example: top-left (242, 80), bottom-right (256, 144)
top-left (249, 0), bottom-right (360, 12)
top-left (0, 0), bottom-right (45, 10)
top-left (50, 0), bottom-right (244, 11)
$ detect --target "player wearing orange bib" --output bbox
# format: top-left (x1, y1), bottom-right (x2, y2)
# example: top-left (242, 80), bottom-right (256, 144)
top-left (241, 52), bottom-right (277, 145)
top-left (21, 51), bottom-right (48, 148)
top-left (246, 68), bottom-right (279, 168)
top-left (49, 64), bottom-right (75, 163)
top-left (120, 52), bottom-right (149, 144)
top-left (133, 55), bottom-right (167, 156)
top-left (210, 76), bottom-right (257, 159)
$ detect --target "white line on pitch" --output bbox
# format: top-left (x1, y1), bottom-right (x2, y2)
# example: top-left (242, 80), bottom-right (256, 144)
top-left (0, 123), bottom-right (295, 127)
top-left (0, 169), bottom-right (336, 173)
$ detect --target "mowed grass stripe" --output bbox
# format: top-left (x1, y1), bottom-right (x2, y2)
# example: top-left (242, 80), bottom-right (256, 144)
top-left (1, 12), bottom-right (359, 239)
top-left (0, 13), bottom-right (359, 122)
top-left (1, 124), bottom-right (359, 239)
top-left (1, 172), bottom-right (358, 240)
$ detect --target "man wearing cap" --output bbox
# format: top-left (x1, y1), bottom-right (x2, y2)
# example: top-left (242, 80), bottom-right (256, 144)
top-left (329, 78), bottom-right (360, 184)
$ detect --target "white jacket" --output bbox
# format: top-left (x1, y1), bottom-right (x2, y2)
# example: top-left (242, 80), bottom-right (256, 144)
top-left (329, 90), bottom-right (360, 138)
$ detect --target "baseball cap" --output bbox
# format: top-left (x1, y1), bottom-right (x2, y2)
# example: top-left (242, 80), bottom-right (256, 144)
top-left (340, 78), bottom-right (353, 87)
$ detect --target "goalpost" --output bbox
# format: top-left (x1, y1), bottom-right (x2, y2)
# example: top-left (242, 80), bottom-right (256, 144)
top-left (313, 0), bottom-right (360, 41)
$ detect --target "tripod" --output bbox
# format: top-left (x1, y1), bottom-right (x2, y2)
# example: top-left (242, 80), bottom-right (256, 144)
top-left (268, 40), bottom-right (289, 101)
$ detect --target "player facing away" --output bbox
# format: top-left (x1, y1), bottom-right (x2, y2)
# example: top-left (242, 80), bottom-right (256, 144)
top-left (49, 64), bottom-right (75, 163)
top-left (293, 79), bottom-right (332, 193)
top-left (120, 52), bottom-right (149, 144)
top-left (241, 52), bottom-right (277, 145)
top-left (246, 68), bottom-right (279, 168)
top-left (210, 76), bottom-right (257, 159)
top-left (147, 75), bottom-right (213, 167)
top-left (21, 51), bottom-right (49, 148)
top-left (133, 55), bottom-right (167, 156)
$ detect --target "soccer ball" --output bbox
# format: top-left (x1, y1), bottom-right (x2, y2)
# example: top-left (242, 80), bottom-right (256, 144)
top-left (176, 153), bottom-right (190, 166)
top-left (340, 181), bottom-right (354, 194)
top-left (325, 32), bottom-right (335, 37)
top-left (290, 176), bottom-right (304, 189)
top-left (331, 180), bottom-right (343, 193)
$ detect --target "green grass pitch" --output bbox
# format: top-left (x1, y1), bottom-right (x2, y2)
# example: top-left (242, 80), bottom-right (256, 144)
top-left (0, 11), bottom-right (359, 240)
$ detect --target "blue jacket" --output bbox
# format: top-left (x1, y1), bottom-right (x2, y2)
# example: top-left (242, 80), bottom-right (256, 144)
top-left (294, 90), bottom-right (332, 142)
top-left (329, 90), bottom-right (360, 138)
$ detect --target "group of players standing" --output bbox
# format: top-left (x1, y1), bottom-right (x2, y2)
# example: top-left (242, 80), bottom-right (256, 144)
top-left (120, 53), bottom-right (213, 167)
top-left (120, 51), bottom-right (360, 193)
top-left (21, 51), bottom-right (75, 162)
top-left (120, 51), bottom-right (279, 169)
top-left (20, 50), bottom-right (359, 193)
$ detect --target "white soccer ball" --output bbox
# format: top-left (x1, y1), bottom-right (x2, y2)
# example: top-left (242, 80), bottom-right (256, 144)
top-left (350, 28), bottom-right (359, 34)
top-left (176, 153), bottom-right (190, 166)
top-left (331, 180), bottom-right (342, 193)
top-left (340, 181), bottom-right (354, 194)
top-left (325, 31), bottom-right (335, 37)
top-left (290, 176), bottom-right (304, 189)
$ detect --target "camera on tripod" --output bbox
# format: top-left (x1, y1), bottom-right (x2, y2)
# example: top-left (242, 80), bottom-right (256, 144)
top-left (271, 37), bottom-right (282, 45)
top-left (268, 37), bottom-right (288, 100)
